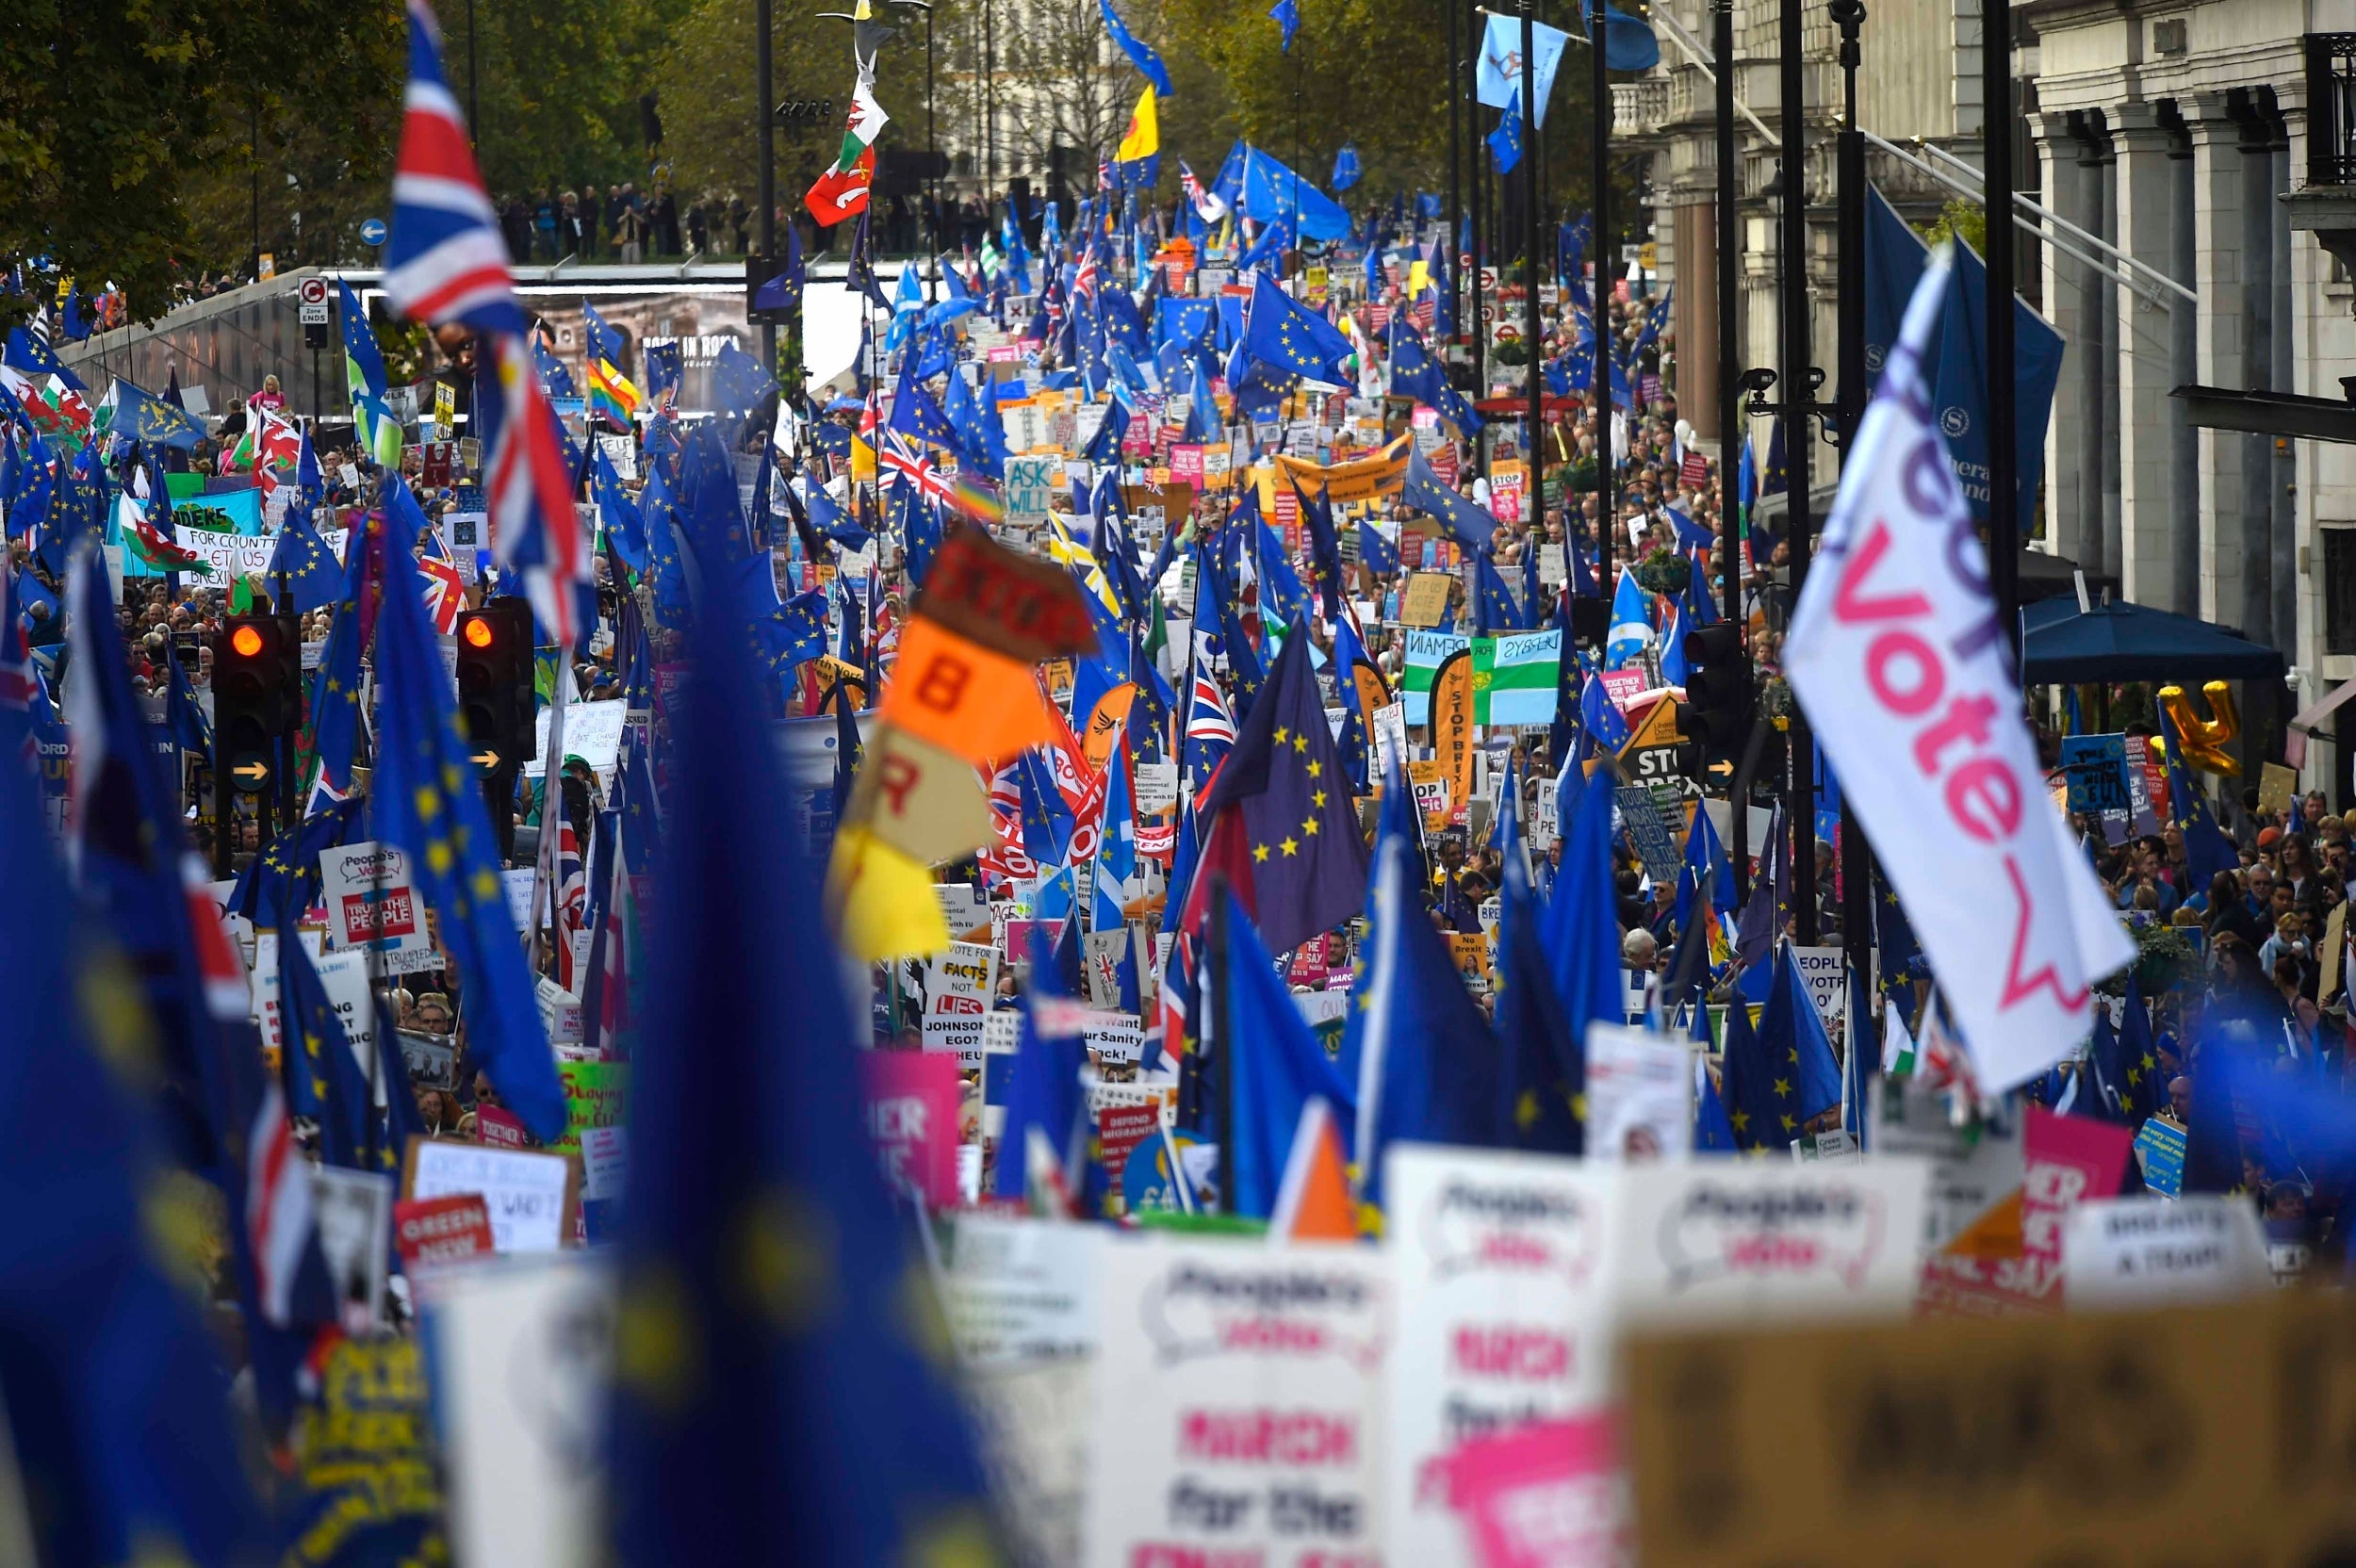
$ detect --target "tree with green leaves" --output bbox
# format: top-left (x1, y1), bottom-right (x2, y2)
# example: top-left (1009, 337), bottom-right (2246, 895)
top-left (0, 0), bottom-right (401, 322)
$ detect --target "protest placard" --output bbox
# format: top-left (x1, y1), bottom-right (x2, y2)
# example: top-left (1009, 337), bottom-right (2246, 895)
top-left (859, 1050), bottom-right (962, 1208)
top-left (402, 1137), bottom-right (579, 1254)
top-left (934, 883), bottom-right (988, 939)
top-left (2064, 1194), bottom-right (2272, 1308)
top-left (1083, 1235), bottom-right (1387, 1568)
top-left (393, 1193), bottom-right (495, 1278)
top-left (1402, 571), bottom-right (1454, 629)
top-left (2133, 1115), bottom-right (2186, 1197)
top-left (1621, 1292), bottom-right (2356, 1568)
top-left (1005, 454), bottom-right (1058, 526)
top-left (1081, 927), bottom-right (1132, 1012)
top-left (317, 841), bottom-right (437, 972)
top-left (1613, 786), bottom-right (1683, 884)
top-left (1610, 1157), bottom-right (1932, 1329)
top-left (942, 1214), bottom-right (1105, 1368)
top-left (1442, 1414), bottom-right (1628, 1568)
top-left (578, 1126), bottom-right (628, 1203)
top-left (1584, 1023), bottom-right (1693, 1161)
top-left (554, 1060), bottom-right (628, 1157)
top-left (310, 1168), bottom-right (394, 1329)
top-left (1133, 760), bottom-right (1180, 817)
top-left (528, 698), bottom-right (629, 786)
top-left (425, 1254), bottom-right (615, 1568)
top-left (1384, 1146), bottom-right (1623, 1565)
top-left (1784, 944), bottom-right (1846, 1028)
top-left (2058, 733), bottom-right (2134, 814)
top-left (965, 1359), bottom-right (1092, 1568)
top-left (1403, 629), bottom-right (1469, 726)
top-left (920, 942), bottom-right (999, 1066)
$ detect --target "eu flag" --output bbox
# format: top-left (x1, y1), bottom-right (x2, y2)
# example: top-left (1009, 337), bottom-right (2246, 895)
top-left (1214, 885), bottom-right (1356, 1218)
top-left (371, 497), bottom-right (568, 1141)
top-left (1198, 616), bottom-right (1368, 954)
top-left (266, 506), bottom-right (342, 613)
top-left (593, 441), bottom-right (649, 571)
top-left (992, 948), bottom-right (1090, 1206)
top-left (1357, 518), bottom-right (1400, 577)
top-left (1241, 269), bottom-right (1355, 384)
top-left (1538, 755), bottom-right (1621, 1049)
top-left (887, 363), bottom-right (959, 449)
top-left (0, 730), bottom-right (263, 1567)
top-left (1343, 771), bottom-right (1497, 1211)
top-left (1403, 441), bottom-right (1498, 552)
top-left (1741, 941), bottom-right (1843, 1147)
top-left (116, 380), bottom-right (206, 450)
top-left (611, 510), bottom-right (1003, 1560)
top-left (301, 518), bottom-right (371, 813)
top-left (711, 340), bottom-right (779, 416)
top-left (1496, 765), bottom-right (1584, 1154)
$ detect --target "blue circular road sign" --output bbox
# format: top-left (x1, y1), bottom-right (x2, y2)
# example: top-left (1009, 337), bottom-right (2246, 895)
top-left (359, 218), bottom-right (387, 247)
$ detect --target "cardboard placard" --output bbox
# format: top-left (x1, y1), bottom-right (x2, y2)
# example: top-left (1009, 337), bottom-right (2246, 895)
top-left (2063, 1194), bottom-right (2272, 1308)
top-left (1584, 1023), bottom-right (1693, 1162)
top-left (1402, 571), bottom-right (1455, 629)
top-left (1622, 1292), bottom-right (2356, 1568)
top-left (943, 1214), bottom-right (1105, 1368)
top-left (401, 1135), bottom-right (581, 1254)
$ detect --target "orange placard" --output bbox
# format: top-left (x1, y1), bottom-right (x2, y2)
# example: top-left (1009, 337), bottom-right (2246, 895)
top-left (880, 618), bottom-right (1057, 764)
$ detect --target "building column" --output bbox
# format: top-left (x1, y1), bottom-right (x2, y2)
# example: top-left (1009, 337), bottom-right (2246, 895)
top-left (1674, 198), bottom-right (1721, 441)
top-left (2033, 111), bottom-right (2091, 572)
top-left (2188, 91), bottom-right (2248, 629)
top-left (2111, 101), bottom-right (2186, 612)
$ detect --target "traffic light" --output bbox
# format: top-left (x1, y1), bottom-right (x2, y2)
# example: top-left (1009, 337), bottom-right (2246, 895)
top-left (215, 615), bottom-right (301, 795)
top-left (211, 613), bottom-right (302, 875)
top-left (455, 599), bottom-right (534, 861)
top-left (1676, 623), bottom-right (1751, 781)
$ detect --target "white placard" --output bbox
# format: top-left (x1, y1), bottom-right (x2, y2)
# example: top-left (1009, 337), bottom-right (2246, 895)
top-left (2063, 1195), bottom-right (2273, 1309)
top-left (1786, 944), bottom-right (1847, 1026)
top-left (527, 698), bottom-right (630, 786)
top-left (944, 1213), bottom-right (1105, 1368)
top-left (1082, 928), bottom-right (1133, 1012)
top-left (1083, 1235), bottom-right (1387, 1568)
top-left (1384, 1147), bottom-right (1623, 1566)
top-left (579, 1126), bottom-right (628, 1203)
top-left (426, 1254), bottom-right (615, 1568)
top-left (1610, 1156), bottom-right (1933, 1330)
top-left (1133, 760), bottom-right (1180, 818)
top-left (408, 1141), bottom-right (573, 1254)
top-left (1584, 1022), bottom-right (1693, 1162)
top-left (317, 839), bottom-right (435, 971)
top-left (935, 882), bottom-right (988, 937)
top-left (921, 942), bottom-right (1000, 1068)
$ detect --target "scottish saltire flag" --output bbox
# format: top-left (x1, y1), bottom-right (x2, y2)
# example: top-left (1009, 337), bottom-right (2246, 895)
top-left (1605, 565), bottom-right (1650, 669)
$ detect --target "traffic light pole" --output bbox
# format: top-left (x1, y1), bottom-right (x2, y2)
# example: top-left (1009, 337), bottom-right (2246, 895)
top-left (1776, 0), bottom-right (1817, 945)
top-left (1831, 0), bottom-right (1877, 988)
top-left (1713, 0), bottom-right (1745, 901)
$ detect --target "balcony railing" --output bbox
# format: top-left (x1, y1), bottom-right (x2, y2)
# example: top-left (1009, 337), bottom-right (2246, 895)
top-left (1612, 78), bottom-right (1670, 138)
top-left (2307, 32), bottom-right (2356, 186)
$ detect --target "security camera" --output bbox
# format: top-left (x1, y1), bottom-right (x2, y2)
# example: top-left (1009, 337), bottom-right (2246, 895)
top-left (1738, 367), bottom-right (1777, 395)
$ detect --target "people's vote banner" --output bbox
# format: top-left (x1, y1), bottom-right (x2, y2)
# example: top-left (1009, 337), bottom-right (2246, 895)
top-left (1611, 1158), bottom-right (1931, 1331)
top-left (1782, 253), bottom-right (2130, 1091)
top-left (1084, 1235), bottom-right (1387, 1568)
top-left (1384, 1147), bottom-right (1622, 1565)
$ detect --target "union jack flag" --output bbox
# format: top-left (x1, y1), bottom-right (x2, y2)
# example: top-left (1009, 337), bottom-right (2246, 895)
top-left (1182, 660), bottom-right (1236, 793)
top-left (0, 562), bottom-right (33, 718)
top-left (484, 334), bottom-right (587, 645)
top-left (1072, 242), bottom-right (1103, 300)
top-left (553, 817), bottom-right (588, 993)
top-left (978, 761), bottom-right (1039, 885)
top-left (384, 0), bottom-right (524, 335)
top-left (877, 432), bottom-right (958, 507)
top-left (417, 531), bottom-right (466, 634)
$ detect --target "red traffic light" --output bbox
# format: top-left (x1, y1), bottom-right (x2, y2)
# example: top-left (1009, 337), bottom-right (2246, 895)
top-left (462, 616), bottom-right (496, 649)
top-left (230, 625), bottom-right (264, 658)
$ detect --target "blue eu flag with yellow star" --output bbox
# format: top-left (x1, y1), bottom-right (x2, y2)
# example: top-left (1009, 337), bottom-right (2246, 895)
top-left (1726, 941), bottom-right (1841, 1149)
top-left (1241, 269), bottom-right (1355, 384)
top-left (1216, 884), bottom-right (1356, 1218)
top-left (371, 496), bottom-right (568, 1142)
top-left (609, 470), bottom-right (1003, 1562)
top-left (1340, 768), bottom-right (1497, 1211)
top-left (266, 506), bottom-right (341, 614)
top-left (1198, 614), bottom-right (1369, 955)
top-left (2158, 707), bottom-right (2239, 886)
top-left (302, 521), bottom-right (371, 814)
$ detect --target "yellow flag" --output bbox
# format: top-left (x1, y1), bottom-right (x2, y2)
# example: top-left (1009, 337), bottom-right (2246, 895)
top-left (826, 825), bottom-right (953, 962)
top-left (1406, 257), bottom-right (1432, 296)
top-left (1116, 86), bottom-right (1159, 164)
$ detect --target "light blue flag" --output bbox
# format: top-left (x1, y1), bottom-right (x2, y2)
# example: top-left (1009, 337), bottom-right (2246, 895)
top-left (1091, 736), bottom-right (1139, 934)
top-left (1605, 566), bottom-right (1651, 669)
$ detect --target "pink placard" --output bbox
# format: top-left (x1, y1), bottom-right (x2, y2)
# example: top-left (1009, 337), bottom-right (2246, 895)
top-left (476, 1104), bottom-right (530, 1149)
top-left (2021, 1104), bottom-right (2135, 1278)
top-left (1447, 1415), bottom-right (1628, 1568)
top-left (860, 1050), bottom-right (963, 1208)
top-left (1598, 668), bottom-right (1648, 714)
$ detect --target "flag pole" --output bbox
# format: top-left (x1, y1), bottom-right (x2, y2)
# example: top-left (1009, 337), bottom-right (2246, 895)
top-left (1588, 0), bottom-right (1611, 577)
top-left (1208, 873), bottom-right (1235, 1214)
top-left (1985, 0), bottom-right (2020, 662)
top-left (1520, 0), bottom-right (1541, 518)
top-left (755, 0), bottom-right (777, 375)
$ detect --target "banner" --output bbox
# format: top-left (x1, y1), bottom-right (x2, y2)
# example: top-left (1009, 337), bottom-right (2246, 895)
top-left (1430, 647), bottom-right (1478, 817)
top-left (1272, 433), bottom-right (1412, 505)
top-left (1782, 254), bottom-right (2131, 1092)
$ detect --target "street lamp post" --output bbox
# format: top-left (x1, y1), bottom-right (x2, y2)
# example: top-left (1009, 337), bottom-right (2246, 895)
top-left (1521, 0), bottom-right (1542, 493)
top-left (1713, 0), bottom-right (1747, 897)
top-left (1986, 0), bottom-right (2020, 658)
top-left (756, 0), bottom-right (777, 371)
top-left (1589, 0), bottom-right (1611, 564)
top-left (1776, 0), bottom-right (1818, 942)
